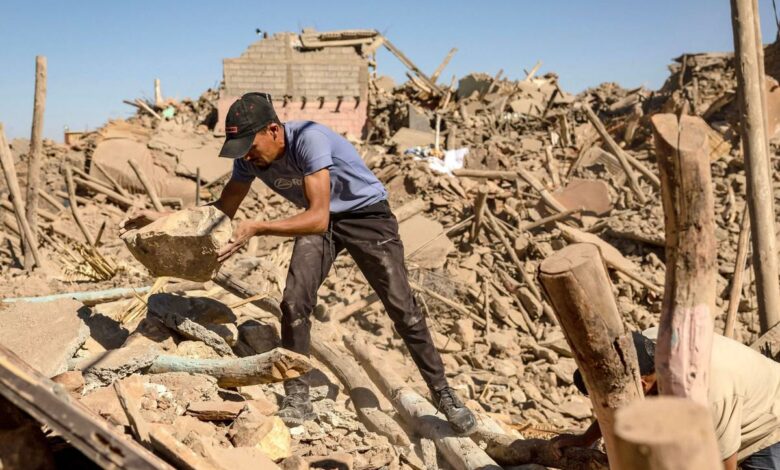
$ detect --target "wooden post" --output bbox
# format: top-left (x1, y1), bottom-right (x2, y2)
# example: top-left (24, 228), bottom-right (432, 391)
top-left (538, 243), bottom-right (644, 468)
top-left (154, 78), bottom-right (163, 108)
top-left (0, 124), bottom-right (41, 269)
top-left (613, 397), bottom-right (721, 469)
top-left (651, 114), bottom-right (717, 405)
top-left (471, 186), bottom-right (488, 241)
top-left (730, 0), bottom-right (780, 332)
top-left (725, 208), bottom-right (751, 338)
top-left (195, 167), bottom-right (201, 206)
top-left (24, 56), bottom-right (46, 269)
top-left (128, 160), bottom-right (164, 211)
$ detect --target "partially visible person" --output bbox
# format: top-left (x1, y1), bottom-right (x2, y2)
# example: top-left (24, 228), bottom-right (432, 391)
top-left (554, 329), bottom-right (780, 470)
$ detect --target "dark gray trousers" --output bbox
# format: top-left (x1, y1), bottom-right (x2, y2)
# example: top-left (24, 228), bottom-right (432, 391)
top-left (280, 200), bottom-right (448, 392)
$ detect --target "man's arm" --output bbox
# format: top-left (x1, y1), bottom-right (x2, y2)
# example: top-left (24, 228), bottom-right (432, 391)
top-left (213, 178), bottom-right (251, 219)
top-left (217, 168), bottom-right (330, 261)
top-left (551, 420), bottom-right (602, 451)
top-left (724, 452), bottom-right (737, 470)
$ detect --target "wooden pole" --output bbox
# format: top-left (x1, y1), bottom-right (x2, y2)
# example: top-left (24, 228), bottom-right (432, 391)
top-left (0, 124), bottom-right (41, 269)
top-left (730, 0), bottom-right (780, 332)
top-left (725, 207), bottom-right (751, 338)
top-left (195, 167), bottom-right (201, 206)
top-left (24, 56), bottom-right (46, 269)
top-left (613, 397), bottom-right (721, 469)
top-left (471, 186), bottom-right (488, 241)
top-left (72, 176), bottom-right (135, 208)
top-left (651, 114), bottom-right (717, 404)
top-left (128, 159), bottom-right (164, 211)
top-left (154, 78), bottom-right (163, 108)
top-left (582, 104), bottom-right (647, 203)
top-left (64, 165), bottom-right (96, 247)
top-left (538, 242), bottom-right (644, 468)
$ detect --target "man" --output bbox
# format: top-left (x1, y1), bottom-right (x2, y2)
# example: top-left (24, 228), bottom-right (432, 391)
top-left (122, 92), bottom-right (476, 434)
top-left (555, 328), bottom-right (780, 470)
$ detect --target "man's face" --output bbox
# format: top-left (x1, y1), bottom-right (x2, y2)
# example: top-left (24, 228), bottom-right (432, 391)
top-left (243, 123), bottom-right (283, 168)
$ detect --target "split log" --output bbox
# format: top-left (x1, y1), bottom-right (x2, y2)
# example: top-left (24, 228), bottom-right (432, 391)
top-left (24, 56), bottom-right (46, 269)
top-left (0, 124), bottom-right (41, 269)
top-left (149, 427), bottom-right (217, 470)
top-left (312, 324), bottom-right (410, 446)
top-left (73, 175), bottom-right (136, 208)
top-left (731, 0), bottom-right (780, 332)
top-left (613, 397), bottom-right (721, 469)
top-left (538, 243), bottom-right (644, 468)
top-left (725, 208), bottom-right (751, 338)
top-left (582, 104), bottom-right (646, 203)
top-left (473, 431), bottom-right (608, 470)
top-left (0, 343), bottom-right (171, 469)
top-left (344, 335), bottom-right (501, 470)
top-left (129, 159), bottom-right (164, 211)
top-left (652, 113), bottom-right (717, 404)
top-left (147, 348), bottom-right (311, 387)
top-left (65, 165), bottom-right (96, 246)
top-left (149, 307), bottom-right (235, 357)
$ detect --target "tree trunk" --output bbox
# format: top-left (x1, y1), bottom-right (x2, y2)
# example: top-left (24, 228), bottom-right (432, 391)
top-left (538, 242), bottom-right (644, 469)
top-left (651, 114), bottom-right (717, 405)
top-left (24, 56), bottom-right (46, 269)
top-left (731, 0), bottom-right (780, 333)
top-left (613, 397), bottom-right (721, 469)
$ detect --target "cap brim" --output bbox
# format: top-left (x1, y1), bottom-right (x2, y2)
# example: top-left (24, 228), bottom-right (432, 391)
top-left (219, 134), bottom-right (254, 159)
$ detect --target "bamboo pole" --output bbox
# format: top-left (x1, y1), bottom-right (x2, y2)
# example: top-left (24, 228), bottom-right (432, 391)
top-left (730, 0), bottom-right (780, 332)
top-left (128, 159), bottom-right (164, 211)
top-left (0, 124), bottom-right (41, 268)
top-left (651, 114), bottom-right (717, 405)
top-left (24, 56), bottom-right (46, 269)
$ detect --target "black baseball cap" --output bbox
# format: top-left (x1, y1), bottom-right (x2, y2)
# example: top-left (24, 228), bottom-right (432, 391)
top-left (219, 92), bottom-right (278, 159)
top-left (573, 331), bottom-right (656, 396)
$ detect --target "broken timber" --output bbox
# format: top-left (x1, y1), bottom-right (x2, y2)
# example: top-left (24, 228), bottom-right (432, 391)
top-left (24, 56), bottom-right (46, 269)
top-left (0, 343), bottom-right (172, 469)
top-left (538, 243), bottom-right (644, 468)
top-left (474, 431), bottom-right (608, 469)
top-left (652, 113), bottom-right (717, 404)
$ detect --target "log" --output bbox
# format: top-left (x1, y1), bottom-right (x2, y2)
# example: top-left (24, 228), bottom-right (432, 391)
top-left (214, 271), bottom-right (283, 318)
top-left (613, 397), bottom-right (721, 469)
top-left (382, 38), bottom-right (442, 95)
top-left (149, 427), bottom-right (217, 470)
top-left (147, 348), bottom-right (311, 387)
top-left (128, 159), bottom-right (164, 211)
top-left (37, 187), bottom-right (65, 212)
top-left (93, 161), bottom-right (132, 199)
top-left (0, 343), bottom-right (171, 469)
top-left (582, 104), bottom-right (647, 203)
top-left (516, 168), bottom-right (568, 213)
top-left (453, 169), bottom-right (516, 180)
top-left (1, 282), bottom-right (203, 306)
top-left (344, 335), bottom-right (501, 470)
top-left (471, 186), bottom-right (489, 241)
top-left (149, 307), bottom-right (235, 358)
top-left (24, 56), bottom-right (46, 269)
top-left (473, 431), bottom-right (608, 470)
top-left (0, 124), bottom-right (41, 269)
top-left (73, 175), bottom-right (136, 207)
top-left (431, 48), bottom-right (458, 84)
top-left (65, 165), bottom-right (96, 246)
top-left (538, 243), bottom-right (644, 468)
top-left (731, 0), bottom-right (780, 333)
top-left (724, 208), bottom-right (751, 338)
top-left (651, 114), bottom-right (717, 404)
top-left (312, 324), bottom-right (411, 446)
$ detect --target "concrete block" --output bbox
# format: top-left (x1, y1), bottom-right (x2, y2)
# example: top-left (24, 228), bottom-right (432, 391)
top-left (122, 205), bottom-right (232, 282)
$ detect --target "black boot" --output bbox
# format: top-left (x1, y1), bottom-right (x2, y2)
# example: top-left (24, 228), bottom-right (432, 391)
top-left (431, 386), bottom-right (477, 435)
top-left (278, 378), bottom-right (316, 427)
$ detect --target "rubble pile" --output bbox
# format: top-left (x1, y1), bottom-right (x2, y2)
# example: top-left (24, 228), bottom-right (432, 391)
top-left (1, 37), bottom-right (779, 469)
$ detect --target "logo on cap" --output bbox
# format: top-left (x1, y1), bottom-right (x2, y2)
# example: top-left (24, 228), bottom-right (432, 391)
top-left (226, 126), bottom-right (239, 134)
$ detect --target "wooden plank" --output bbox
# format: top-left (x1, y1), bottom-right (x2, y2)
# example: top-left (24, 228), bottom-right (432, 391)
top-left (24, 56), bottom-right (46, 269)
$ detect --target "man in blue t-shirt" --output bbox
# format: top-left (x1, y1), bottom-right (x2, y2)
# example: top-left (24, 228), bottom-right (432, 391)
top-left (122, 92), bottom-right (476, 435)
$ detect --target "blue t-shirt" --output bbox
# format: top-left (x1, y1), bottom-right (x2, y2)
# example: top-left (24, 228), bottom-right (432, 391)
top-left (231, 121), bottom-right (387, 214)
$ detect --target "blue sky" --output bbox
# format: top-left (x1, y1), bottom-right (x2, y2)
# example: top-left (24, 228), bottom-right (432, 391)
top-left (1, 0), bottom-right (778, 141)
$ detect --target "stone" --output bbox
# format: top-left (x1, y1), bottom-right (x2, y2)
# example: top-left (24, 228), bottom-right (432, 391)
top-left (558, 396), bottom-right (593, 419)
top-left (147, 372), bottom-right (220, 405)
top-left (171, 415), bottom-right (218, 442)
top-left (237, 386), bottom-right (279, 415)
top-left (517, 287), bottom-right (544, 319)
top-left (399, 214), bottom-right (454, 269)
top-left (0, 299), bottom-right (89, 377)
top-left (280, 455), bottom-right (309, 470)
top-left (549, 358), bottom-right (577, 385)
top-left (186, 400), bottom-right (247, 421)
top-left (230, 405), bottom-right (291, 461)
top-left (202, 443), bottom-right (281, 470)
top-left (307, 453), bottom-right (354, 470)
top-left (147, 293), bottom-right (236, 324)
top-left (121, 205), bottom-right (232, 282)
top-left (80, 384), bottom-right (129, 427)
top-left (176, 140), bottom-right (232, 183)
top-left (457, 73), bottom-right (492, 99)
top-left (389, 127), bottom-right (435, 151)
top-left (431, 331), bottom-right (462, 353)
top-left (406, 104), bottom-right (432, 132)
top-left (239, 320), bottom-right (280, 354)
top-left (51, 371), bottom-right (86, 395)
top-left (552, 178), bottom-right (612, 216)
top-left (175, 340), bottom-right (222, 359)
top-left (455, 318), bottom-right (475, 349)
top-left (509, 98), bottom-right (542, 116)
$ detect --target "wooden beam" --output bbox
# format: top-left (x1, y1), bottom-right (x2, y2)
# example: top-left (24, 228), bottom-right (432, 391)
top-left (538, 243), bottom-right (644, 468)
top-left (613, 397), bottom-right (721, 469)
top-left (0, 124), bottom-right (41, 268)
top-left (24, 56), bottom-right (46, 269)
top-left (382, 38), bottom-right (443, 95)
top-left (651, 113), bottom-right (717, 405)
top-left (65, 165), bottom-right (96, 247)
top-left (430, 48), bottom-right (458, 84)
top-left (724, 207), bottom-right (751, 338)
top-left (730, 0), bottom-right (780, 332)
top-left (0, 343), bottom-right (171, 469)
top-left (128, 159), bottom-right (164, 211)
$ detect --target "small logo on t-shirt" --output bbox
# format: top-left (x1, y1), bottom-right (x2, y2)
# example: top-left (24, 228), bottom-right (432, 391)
top-left (274, 178), bottom-right (303, 190)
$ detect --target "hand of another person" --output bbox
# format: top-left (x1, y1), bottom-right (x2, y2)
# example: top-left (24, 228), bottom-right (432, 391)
top-left (550, 433), bottom-right (593, 458)
top-left (217, 220), bottom-right (258, 262)
top-left (119, 209), bottom-right (167, 236)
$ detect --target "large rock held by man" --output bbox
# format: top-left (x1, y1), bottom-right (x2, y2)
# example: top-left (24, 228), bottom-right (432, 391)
top-left (122, 206), bottom-right (232, 281)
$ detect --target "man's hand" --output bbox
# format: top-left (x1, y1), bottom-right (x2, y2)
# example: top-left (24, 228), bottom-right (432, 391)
top-left (551, 433), bottom-right (594, 452)
top-left (218, 220), bottom-right (260, 262)
top-left (119, 209), bottom-right (168, 236)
